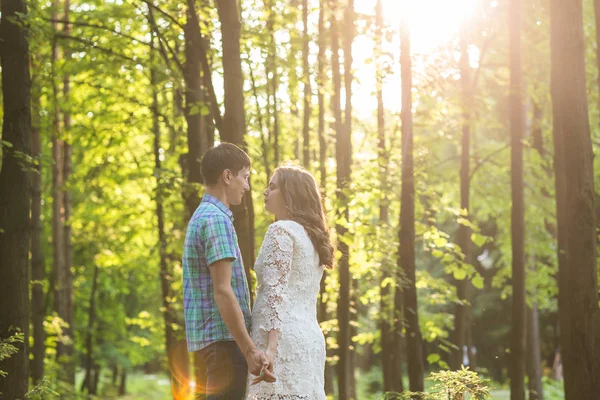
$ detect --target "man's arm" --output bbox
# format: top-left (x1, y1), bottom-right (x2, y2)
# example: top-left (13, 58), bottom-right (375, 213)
top-left (209, 259), bottom-right (275, 381)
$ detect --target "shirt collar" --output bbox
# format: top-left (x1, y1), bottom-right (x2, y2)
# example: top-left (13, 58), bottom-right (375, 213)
top-left (202, 194), bottom-right (234, 221)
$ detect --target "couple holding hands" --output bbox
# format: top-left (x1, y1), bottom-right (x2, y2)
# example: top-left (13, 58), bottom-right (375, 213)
top-left (183, 143), bottom-right (333, 399)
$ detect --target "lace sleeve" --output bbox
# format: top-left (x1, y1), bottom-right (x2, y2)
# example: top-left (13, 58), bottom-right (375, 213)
top-left (261, 224), bottom-right (294, 332)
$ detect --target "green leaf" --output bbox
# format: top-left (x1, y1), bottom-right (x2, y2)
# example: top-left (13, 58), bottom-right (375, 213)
top-left (427, 353), bottom-right (441, 364)
top-left (472, 275), bottom-right (484, 289)
top-left (471, 233), bottom-right (487, 247)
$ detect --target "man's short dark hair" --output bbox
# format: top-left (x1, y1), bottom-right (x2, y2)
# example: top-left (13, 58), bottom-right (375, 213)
top-left (201, 143), bottom-right (251, 186)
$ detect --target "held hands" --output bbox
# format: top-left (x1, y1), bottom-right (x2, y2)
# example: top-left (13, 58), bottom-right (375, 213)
top-left (251, 347), bottom-right (275, 385)
top-left (246, 348), bottom-right (276, 384)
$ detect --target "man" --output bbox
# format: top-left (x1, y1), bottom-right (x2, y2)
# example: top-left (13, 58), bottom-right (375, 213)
top-left (183, 143), bottom-right (275, 399)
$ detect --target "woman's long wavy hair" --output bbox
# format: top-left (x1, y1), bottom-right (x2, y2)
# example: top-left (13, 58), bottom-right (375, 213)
top-left (274, 165), bottom-right (335, 269)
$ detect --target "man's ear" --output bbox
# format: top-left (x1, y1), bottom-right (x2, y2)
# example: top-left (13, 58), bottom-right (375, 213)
top-left (222, 169), bottom-right (232, 185)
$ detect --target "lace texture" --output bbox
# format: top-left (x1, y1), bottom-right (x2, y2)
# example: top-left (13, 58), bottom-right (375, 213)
top-left (246, 221), bottom-right (326, 400)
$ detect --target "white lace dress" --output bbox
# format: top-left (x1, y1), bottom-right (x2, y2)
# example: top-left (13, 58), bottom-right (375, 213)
top-left (246, 220), bottom-right (326, 400)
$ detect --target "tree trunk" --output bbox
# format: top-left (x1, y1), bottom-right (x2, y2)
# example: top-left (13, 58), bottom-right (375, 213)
top-left (317, 0), bottom-right (327, 194)
top-left (343, 2), bottom-right (356, 398)
top-left (0, 0), bottom-right (32, 396)
top-left (82, 264), bottom-right (99, 393)
top-left (451, 24), bottom-right (472, 372)
top-left (51, 0), bottom-right (68, 372)
top-left (62, 1), bottom-right (75, 383)
top-left (30, 54), bottom-right (45, 386)
top-left (216, 0), bottom-right (256, 296)
top-left (550, 0), bottom-right (600, 397)
top-left (183, 0), bottom-right (206, 216)
top-left (527, 298), bottom-right (544, 400)
top-left (375, 0), bottom-right (399, 392)
top-left (266, 0), bottom-right (280, 166)
top-left (509, 0), bottom-right (526, 398)
top-left (248, 66), bottom-right (271, 186)
top-left (331, 0), bottom-right (350, 398)
top-left (119, 369), bottom-right (127, 395)
top-left (398, 20), bottom-right (424, 393)
top-left (301, 0), bottom-right (311, 167)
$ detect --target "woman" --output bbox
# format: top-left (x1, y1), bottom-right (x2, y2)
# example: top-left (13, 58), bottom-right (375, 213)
top-left (246, 165), bottom-right (334, 400)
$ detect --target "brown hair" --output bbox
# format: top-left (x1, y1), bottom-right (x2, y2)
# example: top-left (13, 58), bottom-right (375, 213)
top-left (275, 165), bottom-right (334, 269)
top-left (201, 143), bottom-right (251, 186)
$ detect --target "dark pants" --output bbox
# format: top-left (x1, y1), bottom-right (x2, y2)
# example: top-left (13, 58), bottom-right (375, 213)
top-left (194, 341), bottom-right (248, 400)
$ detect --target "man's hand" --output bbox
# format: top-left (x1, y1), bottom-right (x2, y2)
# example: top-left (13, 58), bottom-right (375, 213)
top-left (251, 348), bottom-right (276, 385)
top-left (246, 348), bottom-right (276, 383)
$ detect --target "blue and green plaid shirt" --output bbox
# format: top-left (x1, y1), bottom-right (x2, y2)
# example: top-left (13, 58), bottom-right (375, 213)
top-left (182, 194), bottom-right (251, 352)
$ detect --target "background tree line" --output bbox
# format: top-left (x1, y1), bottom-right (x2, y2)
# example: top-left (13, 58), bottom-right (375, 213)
top-left (1, 0), bottom-right (600, 399)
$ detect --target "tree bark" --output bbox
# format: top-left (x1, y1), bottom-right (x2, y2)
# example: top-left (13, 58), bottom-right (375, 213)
top-left (398, 20), bottom-right (425, 393)
top-left (343, 2), bottom-right (357, 398)
top-left (0, 0), bottom-right (32, 396)
top-left (527, 299), bottom-right (544, 400)
top-left (302, 0), bottom-right (311, 167)
top-left (216, 0), bottom-right (256, 296)
top-left (550, 0), bottom-right (600, 397)
top-left (81, 264), bottom-right (99, 393)
top-left (266, 0), bottom-right (280, 166)
top-left (509, 0), bottom-right (527, 397)
top-left (451, 24), bottom-right (472, 372)
top-left (30, 53), bottom-right (45, 386)
top-left (183, 0), bottom-right (209, 217)
top-left (331, 0), bottom-right (350, 398)
top-left (62, 1), bottom-right (75, 383)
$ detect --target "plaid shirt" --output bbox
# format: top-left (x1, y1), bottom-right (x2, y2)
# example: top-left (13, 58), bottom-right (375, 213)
top-left (182, 194), bottom-right (251, 352)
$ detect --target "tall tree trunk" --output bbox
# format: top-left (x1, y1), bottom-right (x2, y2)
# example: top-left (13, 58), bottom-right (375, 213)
top-left (216, 0), bottom-right (256, 293)
top-left (550, 0), bottom-right (600, 397)
top-left (331, 0), bottom-right (350, 398)
top-left (509, 0), bottom-right (526, 398)
top-left (343, 2), bottom-right (356, 398)
top-left (30, 55), bottom-right (45, 386)
top-left (119, 369), bottom-right (127, 395)
top-left (301, 0), bottom-right (311, 167)
top-left (50, 0), bottom-right (68, 372)
top-left (0, 0), bottom-right (32, 396)
top-left (81, 265), bottom-right (99, 393)
top-left (316, 1), bottom-right (333, 394)
top-left (451, 24), bottom-right (472, 372)
top-left (62, 1), bottom-right (75, 383)
top-left (317, 0), bottom-right (327, 194)
top-left (594, 0), bottom-right (600, 124)
top-left (266, 0), bottom-right (280, 166)
top-left (183, 0), bottom-right (206, 216)
top-left (398, 20), bottom-right (424, 393)
top-left (375, 0), bottom-right (400, 392)
top-left (248, 66), bottom-right (271, 186)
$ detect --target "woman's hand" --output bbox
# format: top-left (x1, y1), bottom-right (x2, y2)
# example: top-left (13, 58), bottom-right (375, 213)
top-left (251, 347), bottom-right (276, 385)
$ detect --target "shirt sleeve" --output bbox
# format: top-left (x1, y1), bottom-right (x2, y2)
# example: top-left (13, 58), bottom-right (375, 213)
top-left (260, 223), bottom-right (294, 332)
top-left (202, 214), bottom-right (238, 266)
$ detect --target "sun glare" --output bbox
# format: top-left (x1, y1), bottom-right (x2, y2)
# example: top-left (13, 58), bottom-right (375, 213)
top-left (356, 0), bottom-right (479, 53)
top-left (350, 0), bottom-right (479, 117)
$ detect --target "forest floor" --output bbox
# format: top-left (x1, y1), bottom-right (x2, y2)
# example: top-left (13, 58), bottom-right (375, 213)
top-left (89, 372), bottom-right (561, 399)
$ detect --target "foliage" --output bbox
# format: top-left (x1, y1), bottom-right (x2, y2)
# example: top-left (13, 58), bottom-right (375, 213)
top-left (382, 367), bottom-right (491, 400)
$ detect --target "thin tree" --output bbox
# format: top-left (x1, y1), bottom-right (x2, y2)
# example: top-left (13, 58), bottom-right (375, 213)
top-left (62, 2), bottom-right (75, 383)
top-left (302, 0), bottom-right (311, 167)
top-left (0, 0), bottom-right (32, 396)
top-left (375, 0), bottom-right (400, 392)
top-left (451, 23), bottom-right (473, 372)
top-left (331, 0), bottom-right (350, 397)
top-left (266, 0), bottom-right (280, 165)
top-left (398, 19), bottom-right (424, 393)
top-left (343, 2), bottom-right (357, 397)
top-left (509, 0), bottom-right (526, 396)
top-left (30, 53), bottom-right (45, 385)
top-left (550, 0), bottom-right (600, 397)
